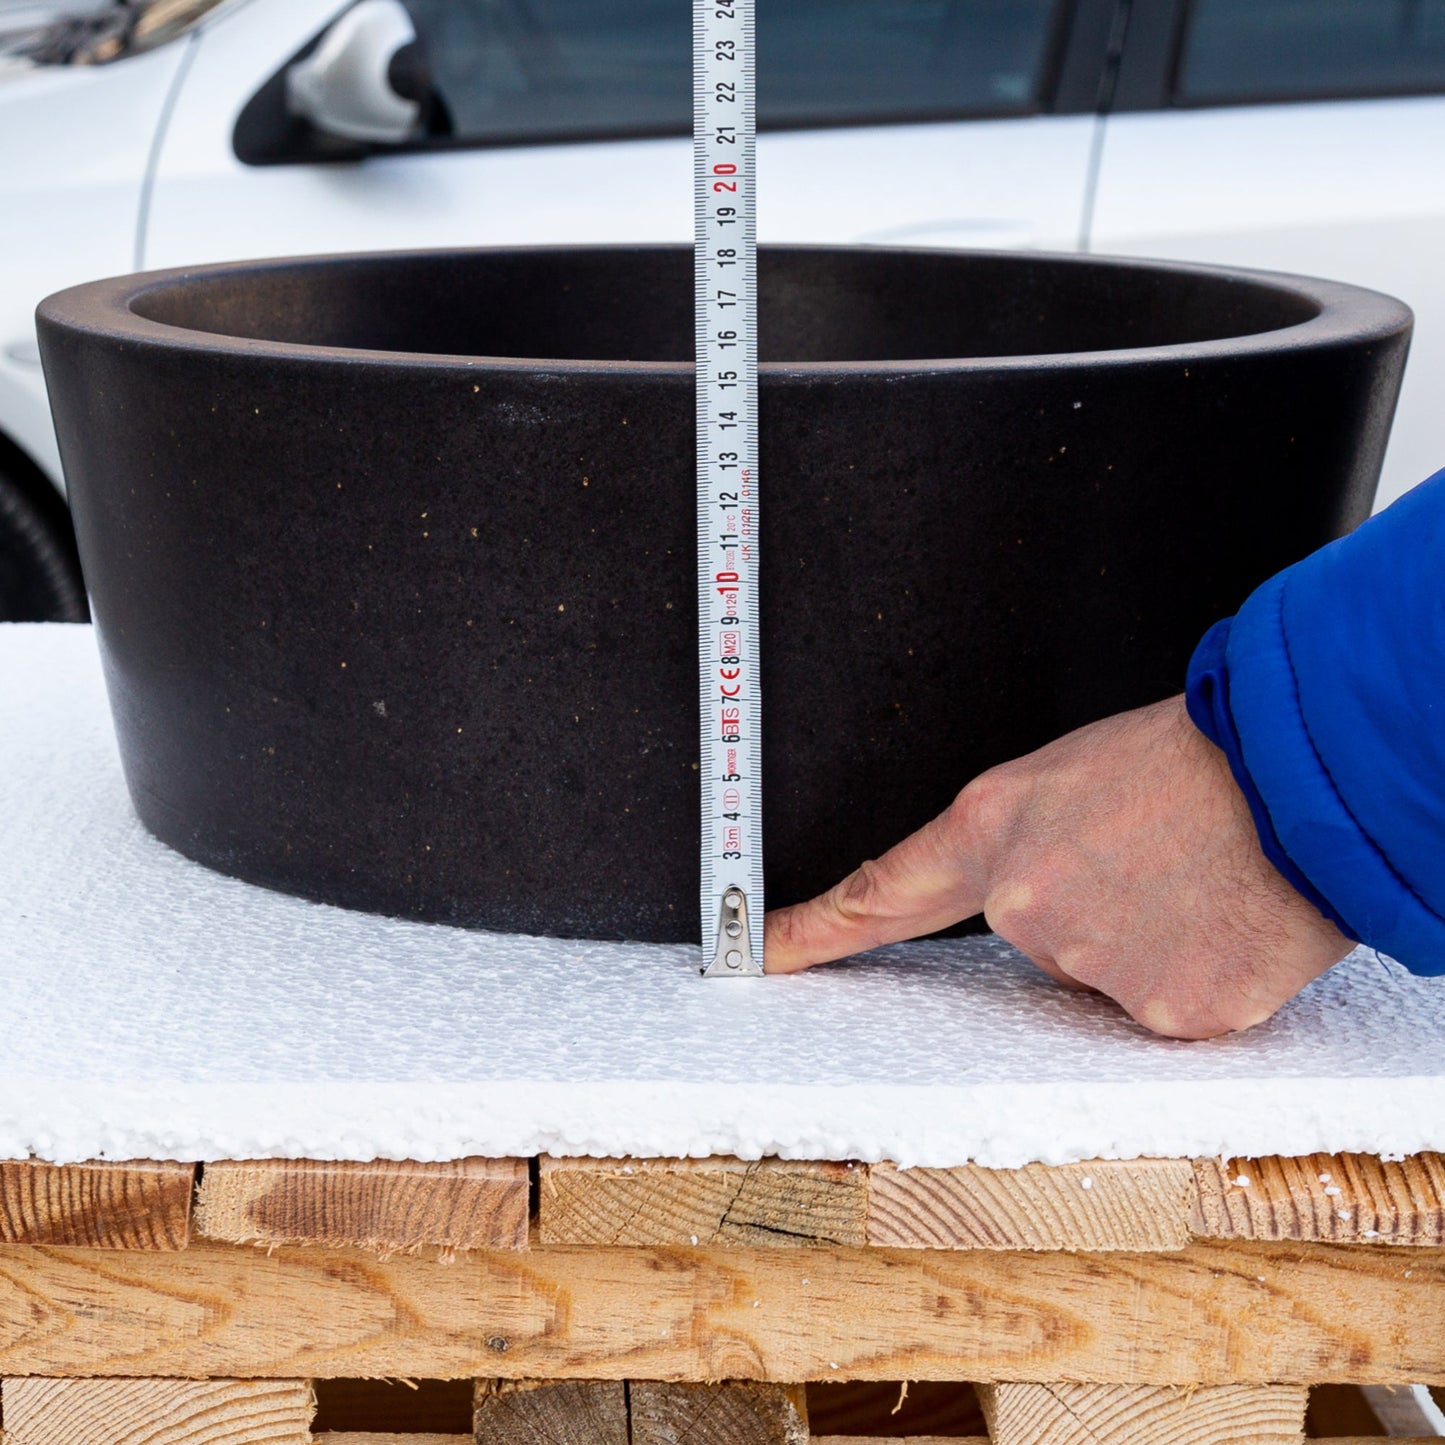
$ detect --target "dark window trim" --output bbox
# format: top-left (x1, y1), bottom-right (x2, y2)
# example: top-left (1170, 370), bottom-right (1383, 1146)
top-left (1110, 0), bottom-right (1186, 112)
top-left (236, 0), bottom-right (1104, 168)
top-left (1053, 0), bottom-right (1128, 113)
top-left (1169, 78), bottom-right (1445, 112)
top-left (1112, 0), bottom-right (1445, 113)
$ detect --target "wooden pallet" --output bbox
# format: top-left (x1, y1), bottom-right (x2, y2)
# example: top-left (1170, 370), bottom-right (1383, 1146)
top-left (1, 1151), bottom-right (1443, 1443)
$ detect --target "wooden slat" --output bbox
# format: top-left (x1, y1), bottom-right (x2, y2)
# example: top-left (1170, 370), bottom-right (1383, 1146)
top-left (0, 1237), bottom-right (1443, 1384)
top-left (0, 1377), bottom-right (313, 1445)
top-left (868, 1159), bottom-right (1194, 1251)
top-left (0, 1159), bottom-right (192, 1250)
top-left (313, 1438), bottom-right (468, 1444)
top-left (978, 1382), bottom-right (1307, 1444)
top-left (13, 1428), bottom-right (993, 1445)
top-left (1193, 1153), bottom-right (1445, 1244)
top-left (316, 1429), bottom-right (987, 1443)
top-left (539, 1156), bottom-right (868, 1247)
top-left (1358, 1383), bottom-right (1444, 1435)
top-left (196, 1158), bottom-right (529, 1252)
top-left (630, 1381), bottom-right (809, 1445)
top-left (474, 1380), bottom-right (628, 1445)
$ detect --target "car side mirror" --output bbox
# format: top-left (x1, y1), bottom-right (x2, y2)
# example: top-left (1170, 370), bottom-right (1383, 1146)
top-left (286, 0), bottom-right (427, 145)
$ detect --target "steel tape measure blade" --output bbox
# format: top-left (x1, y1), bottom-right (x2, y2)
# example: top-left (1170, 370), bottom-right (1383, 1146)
top-left (695, 0), bottom-right (764, 976)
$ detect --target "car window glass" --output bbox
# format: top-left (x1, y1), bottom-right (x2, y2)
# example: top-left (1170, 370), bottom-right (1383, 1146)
top-left (1178, 0), bottom-right (1445, 104)
top-left (402, 0), bottom-right (1061, 146)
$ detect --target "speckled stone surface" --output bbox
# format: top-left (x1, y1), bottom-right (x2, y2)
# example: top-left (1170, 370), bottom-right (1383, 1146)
top-left (36, 246), bottom-right (1410, 941)
top-left (3, 623), bottom-right (1444, 1168)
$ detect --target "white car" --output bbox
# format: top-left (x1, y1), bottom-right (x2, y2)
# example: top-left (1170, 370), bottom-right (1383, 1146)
top-left (2, 0), bottom-right (1443, 619)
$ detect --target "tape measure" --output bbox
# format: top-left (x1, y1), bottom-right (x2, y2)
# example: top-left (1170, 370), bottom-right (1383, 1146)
top-left (695, 0), bottom-right (764, 977)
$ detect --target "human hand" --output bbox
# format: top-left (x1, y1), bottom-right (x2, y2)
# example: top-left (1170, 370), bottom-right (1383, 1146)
top-left (764, 695), bottom-right (1353, 1038)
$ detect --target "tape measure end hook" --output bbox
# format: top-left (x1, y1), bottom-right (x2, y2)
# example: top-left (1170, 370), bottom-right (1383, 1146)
top-left (702, 886), bottom-right (764, 978)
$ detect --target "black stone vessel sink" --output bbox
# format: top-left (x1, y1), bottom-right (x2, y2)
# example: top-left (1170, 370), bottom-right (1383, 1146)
top-left (36, 247), bottom-right (1411, 942)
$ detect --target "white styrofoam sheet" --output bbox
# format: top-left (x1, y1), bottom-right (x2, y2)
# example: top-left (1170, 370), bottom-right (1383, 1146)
top-left (2, 622), bottom-right (1444, 1168)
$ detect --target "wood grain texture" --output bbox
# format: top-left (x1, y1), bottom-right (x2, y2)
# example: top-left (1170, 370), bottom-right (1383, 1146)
top-left (539, 1156), bottom-right (868, 1247)
top-left (1193, 1153), bottom-right (1445, 1245)
top-left (0, 1159), bottom-right (193, 1249)
top-left (312, 1437), bottom-right (467, 1444)
top-left (630, 1381), bottom-right (808, 1445)
top-left (978, 1382), bottom-right (1307, 1445)
top-left (318, 1431), bottom-right (989, 1444)
top-left (0, 1377), bottom-right (314, 1445)
top-left (0, 1237), bottom-right (1443, 1384)
top-left (473, 1379), bottom-right (628, 1445)
top-left (868, 1160), bottom-right (1194, 1251)
top-left (1357, 1383), bottom-right (1443, 1435)
top-left (195, 1158), bottom-right (528, 1252)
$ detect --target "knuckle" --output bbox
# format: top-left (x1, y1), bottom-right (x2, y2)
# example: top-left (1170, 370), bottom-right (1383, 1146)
top-left (985, 877), bottom-right (1067, 971)
top-left (1130, 998), bottom-right (1191, 1038)
top-left (983, 876), bottom-right (1037, 939)
top-left (954, 764), bottom-right (1021, 839)
top-left (1132, 995), bottom-right (1230, 1041)
top-left (819, 859), bottom-right (897, 948)
top-left (833, 858), bottom-right (884, 920)
top-left (1054, 947), bottom-right (1107, 992)
top-left (1213, 991), bottom-right (1281, 1035)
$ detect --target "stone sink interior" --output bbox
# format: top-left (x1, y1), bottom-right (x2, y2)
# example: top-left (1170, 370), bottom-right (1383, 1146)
top-left (128, 248), bottom-right (1321, 365)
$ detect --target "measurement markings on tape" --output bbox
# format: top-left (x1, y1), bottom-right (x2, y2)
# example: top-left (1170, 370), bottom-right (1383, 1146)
top-left (695, 0), bottom-right (763, 977)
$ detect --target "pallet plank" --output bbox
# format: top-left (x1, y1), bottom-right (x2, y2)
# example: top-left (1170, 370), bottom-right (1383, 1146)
top-left (474, 1379), bottom-right (628, 1445)
top-left (313, 1438), bottom-right (468, 1444)
top-left (1358, 1383), bottom-right (1444, 1435)
top-left (630, 1381), bottom-right (809, 1445)
top-left (539, 1156), bottom-right (868, 1247)
top-left (0, 1237), bottom-right (1443, 1384)
top-left (0, 1377), bottom-right (313, 1445)
top-left (978, 1382), bottom-right (1307, 1445)
top-left (313, 1437), bottom-right (468, 1444)
top-left (0, 1159), bottom-right (192, 1250)
top-left (196, 1158), bottom-right (529, 1252)
top-left (1193, 1153), bottom-right (1445, 1245)
top-left (868, 1160), bottom-right (1194, 1251)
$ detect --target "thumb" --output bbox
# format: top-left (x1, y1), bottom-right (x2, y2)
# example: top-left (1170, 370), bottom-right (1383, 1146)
top-left (763, 796), bottom-right (988, 974)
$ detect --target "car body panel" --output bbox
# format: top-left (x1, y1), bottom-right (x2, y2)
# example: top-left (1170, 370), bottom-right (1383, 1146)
top-left (1091, 97), bottom-right (1445, 510)
top-left (2, 0), bottom-right (1440, 522)
top-left (0, 40), bottom-right (189, 485)
top-left (142, 0), bottom-right (1095, 267)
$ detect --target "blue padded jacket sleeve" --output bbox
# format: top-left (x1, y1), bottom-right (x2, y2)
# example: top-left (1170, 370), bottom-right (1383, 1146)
top-left (1185, 467), bottom-right (1445, 974)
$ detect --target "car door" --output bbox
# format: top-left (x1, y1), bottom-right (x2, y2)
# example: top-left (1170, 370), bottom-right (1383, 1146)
top-left (142, 0), bottom-right (1106, 274)
top-left (1087, 0), bottom-right (1445, 510)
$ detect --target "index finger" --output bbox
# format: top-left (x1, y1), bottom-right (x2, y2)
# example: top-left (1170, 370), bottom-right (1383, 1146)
top-left (763, 800), bottom-right (987, 974)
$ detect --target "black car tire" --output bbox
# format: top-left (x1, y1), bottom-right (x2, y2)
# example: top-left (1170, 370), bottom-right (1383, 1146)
top-left (0, 463), bottom-right (87, 622)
